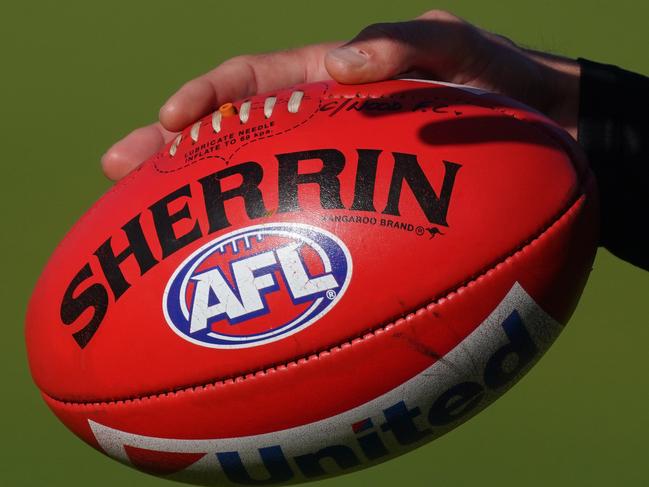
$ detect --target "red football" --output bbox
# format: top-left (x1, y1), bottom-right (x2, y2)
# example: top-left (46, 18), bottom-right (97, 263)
top-left (26, 79), bottom-right (598, 485)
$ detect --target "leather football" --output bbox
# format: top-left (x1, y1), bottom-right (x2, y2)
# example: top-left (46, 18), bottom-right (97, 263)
top-left (26, 79), bottom-right (598, 485)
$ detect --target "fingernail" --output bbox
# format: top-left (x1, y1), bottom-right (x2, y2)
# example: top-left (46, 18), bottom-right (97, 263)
top-left (328, 47), bottom-right (368, 67)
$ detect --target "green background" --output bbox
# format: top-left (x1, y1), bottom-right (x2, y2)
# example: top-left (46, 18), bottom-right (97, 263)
top-left (2, 1), bottom-right (647, 486)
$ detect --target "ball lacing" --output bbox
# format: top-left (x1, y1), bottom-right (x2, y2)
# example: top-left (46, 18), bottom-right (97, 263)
top-left (169, 90), bottom-right (304, 157)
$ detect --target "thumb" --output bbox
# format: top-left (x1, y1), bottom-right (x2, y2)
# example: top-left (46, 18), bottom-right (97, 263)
top-left (324, 10), bottom-right (488, 85)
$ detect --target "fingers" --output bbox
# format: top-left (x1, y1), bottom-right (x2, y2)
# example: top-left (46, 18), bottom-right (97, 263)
top-left (101, 123), bottom-right (176, 181)
top-left (325, 10), bottom-right (489, 85)
top-left (155, 10), bottom-right (487, 133)
top-left (101, 9), bottom-right (575, 183)
top-left (159, 43), bottom-right (338, 132)
top-left (324, 12), bottom-right (580, 138)
top-left (103, 43), bottom-right (338, 181)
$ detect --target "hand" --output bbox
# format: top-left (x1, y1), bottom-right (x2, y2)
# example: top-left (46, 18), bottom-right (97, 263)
top-left (101, 10), bottom-right (580, 181)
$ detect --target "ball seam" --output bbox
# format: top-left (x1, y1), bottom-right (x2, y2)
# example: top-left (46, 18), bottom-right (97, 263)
top-left (43, 185), bottom-right (589, 408)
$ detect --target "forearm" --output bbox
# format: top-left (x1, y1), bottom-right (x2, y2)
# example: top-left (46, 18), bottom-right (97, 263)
top-left (578, 58), bottom-right (649, 270)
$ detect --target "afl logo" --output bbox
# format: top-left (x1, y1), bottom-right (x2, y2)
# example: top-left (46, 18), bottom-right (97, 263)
top-left (163, 223), bottom-right (352, 348)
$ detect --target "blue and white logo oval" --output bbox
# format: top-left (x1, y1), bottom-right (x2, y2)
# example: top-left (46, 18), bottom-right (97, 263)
top-left (163, 223), bottom-right (352, 348)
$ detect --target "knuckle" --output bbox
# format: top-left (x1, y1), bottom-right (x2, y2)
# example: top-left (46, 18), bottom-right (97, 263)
top-left (177, 78), bottom-right (201, 95)
top-left (357, 22), bottom-right (404, 42)
top-left (222, 54), bottom-right (254, 66)
top-left (360, 21), bottom-right (392, 35)
top-left (218, 54), bottom-right (259, 78)
top-left (489, 32), bottom-right (518, 48)
top-left (415, 9), bottom-right (480, 47)
top-left (418, 9), bottom-right (462, 23)
top-left (217, 55), bottom-right (259, 93)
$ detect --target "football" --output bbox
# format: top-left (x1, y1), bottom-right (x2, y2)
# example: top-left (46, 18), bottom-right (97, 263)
top-left (26, 79), bottom-right (598, 485)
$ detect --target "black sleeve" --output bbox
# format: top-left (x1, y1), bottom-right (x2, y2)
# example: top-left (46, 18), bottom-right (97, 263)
top-left (577, 58), bottom-right (649, 271)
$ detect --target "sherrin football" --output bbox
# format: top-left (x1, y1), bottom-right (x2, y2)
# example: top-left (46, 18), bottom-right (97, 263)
top-left (26, 79), bottom-right (598, 485)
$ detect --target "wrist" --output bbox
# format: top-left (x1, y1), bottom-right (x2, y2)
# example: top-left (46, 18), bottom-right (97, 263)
top-left (527, 51), bottom-right (581, 139)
